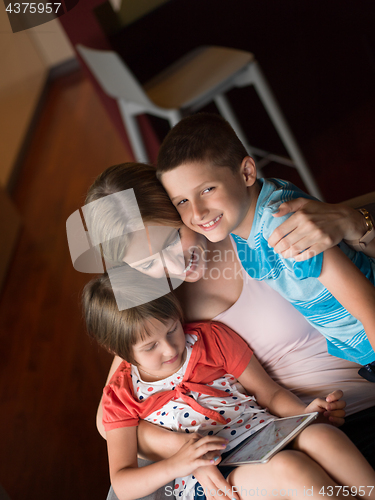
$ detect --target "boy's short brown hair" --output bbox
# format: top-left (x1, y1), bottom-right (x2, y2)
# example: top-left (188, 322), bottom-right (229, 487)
top-left (156, 113), bottom-right (248, 178)
top-left (82, 269), bottom-right (183, 364)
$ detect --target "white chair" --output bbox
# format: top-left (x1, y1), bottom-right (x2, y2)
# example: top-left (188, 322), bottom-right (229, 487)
top-left (76, 44), bottom-right (322, 199)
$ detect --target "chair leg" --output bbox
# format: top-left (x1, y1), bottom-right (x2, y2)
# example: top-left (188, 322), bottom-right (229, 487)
top-left (214, 93), bottom-right (248, 146)
top-left (166, 109), bottom-right (182, 127)
top-left (213, 93), bottom-right (265, 177)
top-left (118, 101), bottom-right (149, 163)
top-left (247, 62), bottom-right (323, 199)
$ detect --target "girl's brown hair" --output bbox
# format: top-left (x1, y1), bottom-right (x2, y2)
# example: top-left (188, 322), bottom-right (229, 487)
top-left (82, 269), bottom-right (183, 364)
top-left (85, 163), bottom-right (181, 265)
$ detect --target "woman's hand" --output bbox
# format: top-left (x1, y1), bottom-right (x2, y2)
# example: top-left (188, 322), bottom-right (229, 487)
top-left (304, 390), bottom-right (346, 426)
top-left (167, 434), bottom-right (228, 479)
top-left (268, 198), bottom-right (368, 261)
top-left (194, 464), bottom-right (239, 500)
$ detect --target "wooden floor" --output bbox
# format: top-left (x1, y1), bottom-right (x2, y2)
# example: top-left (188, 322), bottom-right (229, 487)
top-left (0, 67), bottom-right (375, 500)
top-left (0, 70), bottom-right (132, 500)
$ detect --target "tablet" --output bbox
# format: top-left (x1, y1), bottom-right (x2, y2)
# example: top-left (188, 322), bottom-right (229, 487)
top-left (220, 412), bottom-right (318, 465)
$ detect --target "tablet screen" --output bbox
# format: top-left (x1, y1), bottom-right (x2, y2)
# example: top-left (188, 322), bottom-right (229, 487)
top-left (221, 413), bottom-right (318, 465)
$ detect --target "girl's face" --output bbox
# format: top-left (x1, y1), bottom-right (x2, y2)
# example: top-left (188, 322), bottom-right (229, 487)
top-left (123, 225), bottom-right (208, 283)
top-left (132, 317), bottom-right (186, 381)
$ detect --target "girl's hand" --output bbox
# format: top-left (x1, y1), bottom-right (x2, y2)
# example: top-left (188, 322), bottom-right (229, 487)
top-left (268, 198), bottom-right (364, 261)
top-left (166, 434), bottom-right (228, 479)
top-left (194, 464), bottom-right (239, 500)
top-left (304, 390), bottom-right (346, 426)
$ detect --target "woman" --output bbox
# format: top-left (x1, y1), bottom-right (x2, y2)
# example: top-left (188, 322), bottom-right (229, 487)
top-left (84, 163), bottom-right (375, 476)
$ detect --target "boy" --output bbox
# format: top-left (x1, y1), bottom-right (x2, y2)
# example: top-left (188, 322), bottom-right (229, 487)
top-left (156, 113), bottom-right (375, 382)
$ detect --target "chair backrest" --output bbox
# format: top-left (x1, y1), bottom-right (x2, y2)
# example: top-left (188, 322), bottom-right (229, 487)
top-left (76, 44), bottom-right (152, 107)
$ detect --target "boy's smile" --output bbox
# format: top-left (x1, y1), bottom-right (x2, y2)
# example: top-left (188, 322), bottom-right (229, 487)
top-left (160, 158), bottom-right (259, 242)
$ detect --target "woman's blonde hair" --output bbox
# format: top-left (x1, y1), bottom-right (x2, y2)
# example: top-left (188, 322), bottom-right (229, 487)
top-left (82, 269), bottom-right (183, 364)
top-left (85, 163), bottom-right (181, 265)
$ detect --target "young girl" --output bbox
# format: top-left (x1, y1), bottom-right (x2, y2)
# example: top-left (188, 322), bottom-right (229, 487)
top-left (83, 267), bottom-right (375, 500)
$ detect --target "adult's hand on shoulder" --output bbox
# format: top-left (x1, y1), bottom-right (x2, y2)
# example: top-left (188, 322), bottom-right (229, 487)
top-left (268, 198), bottom-right (365, 261)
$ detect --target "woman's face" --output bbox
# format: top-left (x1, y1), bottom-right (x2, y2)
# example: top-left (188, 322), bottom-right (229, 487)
top-left (123, 225), bottom-right (208, 283)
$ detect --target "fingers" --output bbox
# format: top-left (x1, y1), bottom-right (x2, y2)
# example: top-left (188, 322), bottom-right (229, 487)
top-left (204, 451), bottom-right (223, 463)
top-left (319, 404), bottom-right (346, 426)
top-left (194, 435), bottom-right (228, 450)
top-left (309, 391), bottom-right (346, 427)
top-left (315, 410), bottom-right (345, 427)
top-left (268, 214), bottom-right (318, 253)
top-left (272, 198), bottom-right (310, 218)
top-left (195, 457), bottom-right (223, 468)
top-left (293, 244), bottom-right (326, 261)
top-left (194, 434), bottom-right (228, 445)
top-left (325, 413), bottom-right (346, 427)
top-left (325, 401), bottom-right (346, 413)
top-left (198, 478), bottom-right (228, 500)
top-left (268, 216), bottom-right (299, 248)
top-left (214, 479), bottom-right (239, 500)
top-left (274, 236), bottom-right (312, 260)
top-left (175, 436), bottom-right (229, 479)
top-left (190, 435), bottom-right (228, 460)
top-left (271, 231), bottom-right (335, 261)
top-left (187, 433), bottom-right (226, 448)
top-left (324, 405), bottom-right (346, 426)
top-left (309, 395), bottom-right (346, 413)
top-left (270, 219), bottom-right (334, 257)
top-left (326, 399), bottom-right (346, 411)
top-left (325, 390), bottom-right (344, 403)
top-left (198, 472), bottom-right (238, 500)
top-left (308, 397), bottom-right (327, 413)
top-left (268, 198), bottom-right (348, 259)
top-left (323, 391), bottom-right (346, 418)
top-left (324, 408), bottom-right (346, 419)
top-left (204, 488), bottom-right (216, 500)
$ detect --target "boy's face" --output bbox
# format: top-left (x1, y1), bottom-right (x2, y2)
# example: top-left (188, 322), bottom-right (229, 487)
top-left (160, 158), bottom-right (257, 242)
top-left (132, 318), bottom-right (186, 381)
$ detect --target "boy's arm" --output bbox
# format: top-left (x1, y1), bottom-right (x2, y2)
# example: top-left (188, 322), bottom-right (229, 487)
top-left (318, 246), bottom-right (375, 353)
top-left (236, 355), bottom-right (345, 424)
top-left (107, 427), bottom-right (227, 500)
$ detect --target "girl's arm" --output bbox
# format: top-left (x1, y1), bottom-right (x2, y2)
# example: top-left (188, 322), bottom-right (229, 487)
top-left (237, 355), bottom-right (345, 423)
top-left (318, 246), bottom-right (375, 352)
top-left (137, 421), bottom-right (191, 461)
top-left (106, 427), bottom-right (227, 500)
top-left (97, 357), bottom-right (191, 460)
top-left (268, 198), bottom-right (375, 260)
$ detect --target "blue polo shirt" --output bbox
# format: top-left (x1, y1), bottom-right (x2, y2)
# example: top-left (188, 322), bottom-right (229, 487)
top-left (231, 178), bottom-right (375, 364)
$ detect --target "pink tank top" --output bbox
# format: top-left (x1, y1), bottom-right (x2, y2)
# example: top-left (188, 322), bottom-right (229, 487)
top-left (214, 241), bottom-right (375, 415)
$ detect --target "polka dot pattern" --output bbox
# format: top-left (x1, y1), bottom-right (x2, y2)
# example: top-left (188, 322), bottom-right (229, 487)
top-left (129, 334), bottom-right (273, 500)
